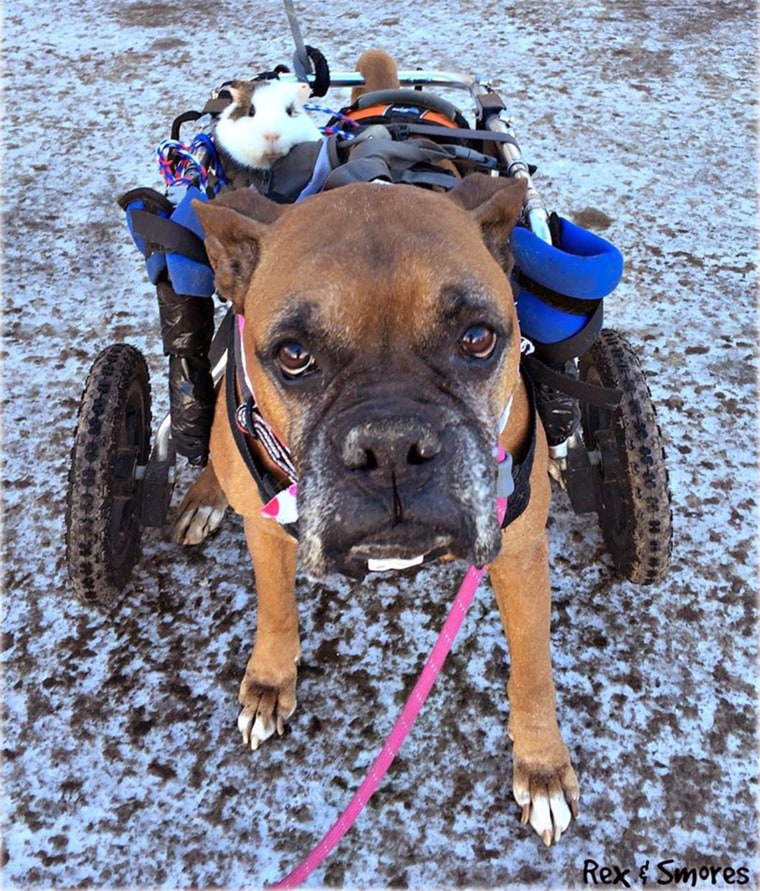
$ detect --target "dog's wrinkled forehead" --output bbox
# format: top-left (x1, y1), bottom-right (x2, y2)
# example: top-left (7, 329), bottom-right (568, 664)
top-left (255, 184), bottom-right (514, 345)
top-left (193, 176), bottom-right (527, 347)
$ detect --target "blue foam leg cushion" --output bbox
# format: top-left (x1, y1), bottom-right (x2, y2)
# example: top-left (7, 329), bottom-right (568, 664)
top-left (165, 186), bottom-right (216, 298)
top-left (511, 217), bottom-right (624, 301)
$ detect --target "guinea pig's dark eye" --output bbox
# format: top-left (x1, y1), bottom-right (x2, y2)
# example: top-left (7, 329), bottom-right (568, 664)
top-left (286, 102), bottom-right (297, 118)
top-left (247, 103), bottom-right (256, 117)
top-left (276, 342), bottom-right (317, 379)
top-left (458, 324), bottom-right (499, 361)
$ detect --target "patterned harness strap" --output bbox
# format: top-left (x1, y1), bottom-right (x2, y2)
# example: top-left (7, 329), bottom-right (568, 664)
top-left (225, 314), bottom-right (300, 538)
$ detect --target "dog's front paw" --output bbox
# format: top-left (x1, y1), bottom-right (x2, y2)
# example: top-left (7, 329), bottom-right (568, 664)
top-left (512, 753), bottom-right (579, 846)
top-left (237, 651), bottom-right (298, 751)
top-left (173, 464), bottom-right (228, 545)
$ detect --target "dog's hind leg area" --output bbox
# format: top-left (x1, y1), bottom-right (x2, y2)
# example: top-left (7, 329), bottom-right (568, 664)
top-left (173, 461), bottom-right (228, 545)
top-left (237, 514), bottom-right (300, 751)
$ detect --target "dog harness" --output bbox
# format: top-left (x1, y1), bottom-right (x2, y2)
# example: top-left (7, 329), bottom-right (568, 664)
top-left (226, 312), bottom-right (536, 548)
top-left (226, 314), bottom-right (300, 537)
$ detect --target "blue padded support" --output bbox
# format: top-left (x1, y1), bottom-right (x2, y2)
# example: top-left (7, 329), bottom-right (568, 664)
top-left (123, 197), bottom-right (168, 284)
top-left (510, 217), bottom-right (623, 346)
top-left (511, 217), bottom-right (623, 301)
top-left (165, 186), bottom-right (215, 298)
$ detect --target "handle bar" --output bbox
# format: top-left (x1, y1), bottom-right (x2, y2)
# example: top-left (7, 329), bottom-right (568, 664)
top-left (277, 68), bottom-right (477, 91)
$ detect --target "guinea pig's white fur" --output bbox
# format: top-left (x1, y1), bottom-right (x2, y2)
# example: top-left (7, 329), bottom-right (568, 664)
top-left (214, 80), bottom-right (322, 170)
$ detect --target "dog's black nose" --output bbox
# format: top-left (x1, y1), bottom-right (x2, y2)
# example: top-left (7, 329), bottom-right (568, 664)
top-left (341, 417), bottom-right (442, 481)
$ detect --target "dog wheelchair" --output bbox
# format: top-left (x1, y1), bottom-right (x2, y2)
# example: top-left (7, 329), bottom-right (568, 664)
top-left (65, 39), bottom-right (673, 607)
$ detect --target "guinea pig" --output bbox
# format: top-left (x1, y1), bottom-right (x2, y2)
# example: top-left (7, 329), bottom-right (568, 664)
top-left (214, 79), bottom-right (322, 171)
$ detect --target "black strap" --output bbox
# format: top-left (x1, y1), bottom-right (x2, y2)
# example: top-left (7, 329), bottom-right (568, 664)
top-left (117, 187), bottom-right (174, 216)
top-left (522, 353), bottom-right (623, 408)
top-left (513, 269), bottom-right (600, 317)
top-left (396, 166), bottom-right (461, 189)
top-left (523, 300), bottom-right (605, 366)
top-left (439, 143), bottom-right (502, 170)
top-left (129, 211), bottom-right (210, 266)
top-left (170, 110), bottom-right (204, 141)
top-left (502, 370), bottom-right (538, 529)
top-left (387, 123), bottom-right (537, 175)
top-left (389, 121), bottom-right (524, 147)
top-left (225, 328), bottom-right (299, 539)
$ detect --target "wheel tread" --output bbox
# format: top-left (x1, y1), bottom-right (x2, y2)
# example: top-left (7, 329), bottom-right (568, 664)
top-left (65, 344), bottom-right (152, 606)
top-left (580, 329), bottom-right (673, 584)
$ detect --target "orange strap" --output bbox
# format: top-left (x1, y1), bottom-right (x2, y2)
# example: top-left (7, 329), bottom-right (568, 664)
top-left (346, 103), bottom-right (460, 129)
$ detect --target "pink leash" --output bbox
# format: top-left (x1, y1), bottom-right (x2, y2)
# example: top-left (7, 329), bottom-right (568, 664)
top-left (273, 493), bottom-right (509, 888)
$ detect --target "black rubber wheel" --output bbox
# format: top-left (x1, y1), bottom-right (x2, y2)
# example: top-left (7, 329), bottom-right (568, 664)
top-left (579, 329), bottom-right (672, 584)
top-left (65, 344), bottom-right (152, 605)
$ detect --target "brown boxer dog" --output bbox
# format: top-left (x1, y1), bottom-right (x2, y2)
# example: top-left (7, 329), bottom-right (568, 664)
top-left (174, 174), bottom-right (579, 844)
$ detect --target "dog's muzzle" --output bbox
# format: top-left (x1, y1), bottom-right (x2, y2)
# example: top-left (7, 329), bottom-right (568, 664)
top-left (297, 399), bottom-right (501, 579)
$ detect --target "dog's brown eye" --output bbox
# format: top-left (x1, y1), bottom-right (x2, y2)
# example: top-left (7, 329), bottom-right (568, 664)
top-left (248, 103), bottom-right (256, 117)
top-left (459, 325), bottom-right (498, 360)
top-left (277, 342), bottom-right (316, 378)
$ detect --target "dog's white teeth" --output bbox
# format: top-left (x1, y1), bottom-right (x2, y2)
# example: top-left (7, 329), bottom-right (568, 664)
top-left (367, 555), bottom-right (425, 572)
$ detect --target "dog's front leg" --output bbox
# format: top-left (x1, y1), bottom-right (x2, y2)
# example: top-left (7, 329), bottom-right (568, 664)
top-left (489, 479), bottom-right (580, 844)
top-left (237, 512), bottom-right (301, 751)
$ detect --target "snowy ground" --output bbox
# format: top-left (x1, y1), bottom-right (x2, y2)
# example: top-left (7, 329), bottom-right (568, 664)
top-left (2, 0), bottom-right (758, 888)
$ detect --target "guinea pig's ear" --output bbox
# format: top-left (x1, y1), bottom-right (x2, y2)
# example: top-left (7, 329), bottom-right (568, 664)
top-left (449, 174), bottom-right (528, 268)
top-left (225, 79), bottom-right (253, 108)
top-left (192, 195), bottom-right (285, 311)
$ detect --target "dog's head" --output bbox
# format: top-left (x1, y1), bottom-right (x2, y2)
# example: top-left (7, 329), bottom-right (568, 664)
top-left (195, 175), bottom-right (527, 578)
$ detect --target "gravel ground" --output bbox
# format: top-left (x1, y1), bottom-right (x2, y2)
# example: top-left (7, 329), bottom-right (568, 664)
top-left (2, 0), bottom-right (758, 888)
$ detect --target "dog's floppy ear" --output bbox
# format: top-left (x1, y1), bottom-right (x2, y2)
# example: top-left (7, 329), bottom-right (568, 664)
top-left (449, 174), bottom-right (528, 269)
top-left (192, 190), bottom-right (286, 311)
top-left (210, 186), bottom-right (286, 224)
